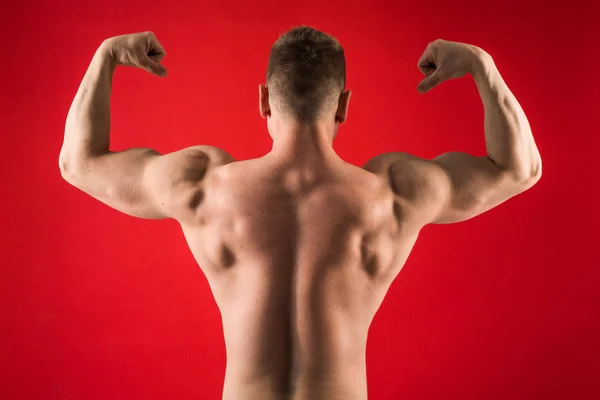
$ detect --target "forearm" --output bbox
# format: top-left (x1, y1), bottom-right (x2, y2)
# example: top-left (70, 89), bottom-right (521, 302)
top-left (471, 52), bottom-right (542, 182)
top-left (60, 43), bottom-right (114, 178)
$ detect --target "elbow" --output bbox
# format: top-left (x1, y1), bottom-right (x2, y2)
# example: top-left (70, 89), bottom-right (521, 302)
top-left (513, 159), bottom-right (542, 190)
top-left (59, 154), bottom-right (84, 187)
top-left (530, 159), bottom-right (542, 183)
top-left (59, 156), bottom-right (72, 181)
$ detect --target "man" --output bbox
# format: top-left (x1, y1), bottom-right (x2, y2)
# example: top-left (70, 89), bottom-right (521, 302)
top-left (59, 27), bottom-right (541, 400)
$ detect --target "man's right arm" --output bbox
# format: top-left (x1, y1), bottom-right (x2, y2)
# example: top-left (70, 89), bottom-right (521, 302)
top-left (366, 43), bottom-right (542, 225)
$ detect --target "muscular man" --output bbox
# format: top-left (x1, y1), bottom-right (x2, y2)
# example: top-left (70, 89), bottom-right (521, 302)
top-left (59, 27), bottom-right (542, 400)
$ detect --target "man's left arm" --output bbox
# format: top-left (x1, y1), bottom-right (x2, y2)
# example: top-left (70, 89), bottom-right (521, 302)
top-left (59, 32), bottom-right (234, 221)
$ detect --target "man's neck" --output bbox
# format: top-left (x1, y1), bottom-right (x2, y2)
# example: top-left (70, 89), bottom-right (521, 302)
top-left (267, 117), bottom-right (340, 166)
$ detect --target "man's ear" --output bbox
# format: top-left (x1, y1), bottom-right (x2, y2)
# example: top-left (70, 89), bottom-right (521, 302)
top-left (335, 89), bottom-right (352, 124)
top-left (259, 84), bottom-right (271, 118)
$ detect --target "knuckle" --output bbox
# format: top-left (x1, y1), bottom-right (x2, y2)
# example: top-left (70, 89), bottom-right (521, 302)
top-left (428, 40), bottom-right (440, 50)
top-left (431, 39), bottom-right (444, 48)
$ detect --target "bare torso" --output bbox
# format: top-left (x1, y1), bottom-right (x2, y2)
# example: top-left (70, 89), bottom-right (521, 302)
top-left (180, 155), bottom-right (419, 400)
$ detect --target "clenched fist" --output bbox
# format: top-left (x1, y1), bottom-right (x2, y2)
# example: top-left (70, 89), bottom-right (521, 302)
top-left (101, 31), bottom-right (168, 77)
top-left (416, 39), bottom-right (490, 93)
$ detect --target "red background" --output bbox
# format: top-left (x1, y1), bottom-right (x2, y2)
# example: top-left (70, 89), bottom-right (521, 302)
top-left (1, 0), bottom-right (599, 399)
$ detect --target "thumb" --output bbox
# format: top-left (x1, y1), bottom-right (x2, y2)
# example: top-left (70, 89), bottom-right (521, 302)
top-left (142, 57), bottom-right (168, 77)
top-left (417, 70), bottom-right (444, 94)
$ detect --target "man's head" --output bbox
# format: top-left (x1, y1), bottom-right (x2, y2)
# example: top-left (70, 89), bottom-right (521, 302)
top-left (260, 26), bottom-right (351, 127)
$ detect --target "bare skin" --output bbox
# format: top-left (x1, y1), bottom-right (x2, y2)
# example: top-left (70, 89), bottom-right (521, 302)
top-left (60, 33), bottom-right (542, 400)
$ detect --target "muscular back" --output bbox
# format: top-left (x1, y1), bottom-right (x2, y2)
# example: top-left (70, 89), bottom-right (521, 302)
top-left (177, 154), bottom-right (423, 400)
top-left (64, 141), bottom-right (535, 400)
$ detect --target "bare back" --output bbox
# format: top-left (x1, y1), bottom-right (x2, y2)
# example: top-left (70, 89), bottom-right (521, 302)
top-left (63, 141), bottom-right (534, 400)
top-left (181, 156), bottom-right (418, 400)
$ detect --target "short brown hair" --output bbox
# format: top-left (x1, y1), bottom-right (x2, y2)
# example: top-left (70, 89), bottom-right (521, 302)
top-left (266, 26), bottom-right (346, 122)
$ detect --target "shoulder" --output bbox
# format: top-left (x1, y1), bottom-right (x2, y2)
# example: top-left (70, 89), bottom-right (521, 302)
top-left (144, 145), bottom-right (233, 184)
top-left (363, 151), bottom-right (449, 213)
top-left (143, 145), bottom-right (236, 220)
top-left (154, 145), bottom-right (236, 183)
top-left (362, 151), bottom-right (411, 174)
top-left (177, 145), bottom-right (236, 168)
top-left (363, 151), bottom-right (443, 187)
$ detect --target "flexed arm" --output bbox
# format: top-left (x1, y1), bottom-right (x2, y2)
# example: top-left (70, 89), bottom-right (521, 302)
top-left (415, 40), bottom-right (542, 223)
top-left (365, 40), bottom-right (542, 225)
top-left (59, 32), bottom-right (233, 221)
top-left (418, 40), bottom-right (541, 178)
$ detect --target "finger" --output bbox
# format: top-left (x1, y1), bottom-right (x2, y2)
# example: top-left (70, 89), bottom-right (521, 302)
top-left (148, 34), bottom-right (167, 60)
top-left (417, 45), bottom-right (436, 75)
top-left (141, 56), bottom-right (168, 77)
top-left (417, 70), bottom-right (444, 94)
top-left (151, 51), bottom-right (166, 63)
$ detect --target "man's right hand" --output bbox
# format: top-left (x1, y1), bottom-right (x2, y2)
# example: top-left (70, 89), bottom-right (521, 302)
top-left (416, 39), bottom-right (489, 93)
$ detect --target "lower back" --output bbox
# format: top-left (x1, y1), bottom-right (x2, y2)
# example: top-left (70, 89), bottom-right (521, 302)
top-left (222, 364), bottom-right (368, 400)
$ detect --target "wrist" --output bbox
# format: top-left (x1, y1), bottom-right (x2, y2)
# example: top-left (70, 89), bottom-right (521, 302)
top-left (469, 47), bottom-right (495, 82)
top-left (96, 40), bottom-right (117, 69)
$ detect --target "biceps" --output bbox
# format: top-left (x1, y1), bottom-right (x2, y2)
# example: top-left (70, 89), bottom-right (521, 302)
top-left (431, 152), bottom-right (516, 224)
top-left (79, 148), bottom-right (167, 219)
